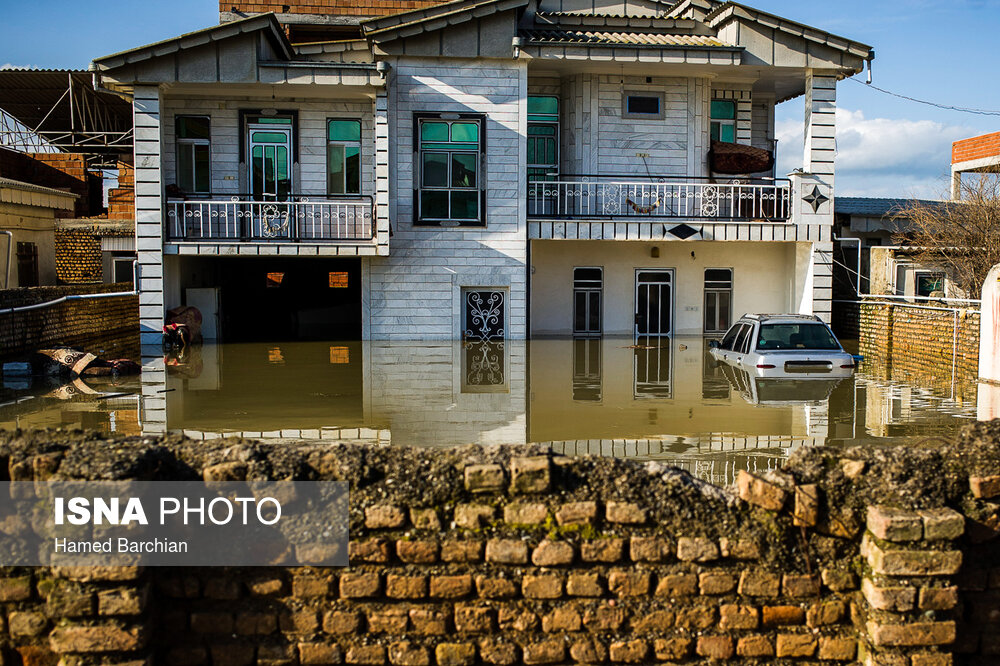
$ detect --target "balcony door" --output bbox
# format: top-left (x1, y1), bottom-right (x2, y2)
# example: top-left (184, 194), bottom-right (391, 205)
top-left (248, 123), bottom-right (292, 202)
top-left (635, 269), bottom-right (673, 337)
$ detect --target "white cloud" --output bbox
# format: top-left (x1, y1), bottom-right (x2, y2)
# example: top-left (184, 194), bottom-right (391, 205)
top-left (0, 64), bottom-right (37, 70)
top-left (775, 108), bottom-right (972, 198)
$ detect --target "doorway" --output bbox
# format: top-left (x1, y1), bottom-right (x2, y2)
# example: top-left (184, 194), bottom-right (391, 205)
top-left (635, 269), bottom-right (673, 337)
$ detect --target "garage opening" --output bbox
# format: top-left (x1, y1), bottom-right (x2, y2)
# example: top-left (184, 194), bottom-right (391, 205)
top-left (217, 258), bottom-right (362, 342)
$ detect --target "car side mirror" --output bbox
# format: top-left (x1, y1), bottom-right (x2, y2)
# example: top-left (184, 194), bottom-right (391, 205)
top-left (708, 340), bottom-right (720, 349)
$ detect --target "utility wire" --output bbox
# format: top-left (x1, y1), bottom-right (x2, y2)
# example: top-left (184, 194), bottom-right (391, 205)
top-left (847, 77), bottom-right (1000, 116)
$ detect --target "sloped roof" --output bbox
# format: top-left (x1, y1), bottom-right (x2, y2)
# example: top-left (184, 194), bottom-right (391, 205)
top-left (361, 0), bottom-right (527, 38)
top-left (835, 197), bottom-right (947, 218)
top-left (521, 30), bottom-right (732, 47)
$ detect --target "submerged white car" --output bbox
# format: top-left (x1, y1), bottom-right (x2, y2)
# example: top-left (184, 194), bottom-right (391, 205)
top-left (708, 314), bottom-right (856, 378)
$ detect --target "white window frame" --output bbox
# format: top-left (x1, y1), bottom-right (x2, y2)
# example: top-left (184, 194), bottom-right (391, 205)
top-left (175, 115), bottom-right (211, 194)
top-left (327, 118), bottom-right (362, 196)
top-left (704, 267), bottom-right (734, 334)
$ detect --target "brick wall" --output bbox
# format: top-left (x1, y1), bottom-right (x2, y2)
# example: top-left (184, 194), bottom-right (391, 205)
top-left (952, 132), bottom-right (1000, 165)
top-left (857, 301), bottom-right (979, 397)
top-left (108, 161), bottom-right (135, 221)
top-left (54, 229), bottom-right (103, 283)
top-left (0, 149), bottom-right (99, 218)
top-left (3, 426), bottom-right (1000, 664)
top-left (0, 283), bottom-right (138, 361)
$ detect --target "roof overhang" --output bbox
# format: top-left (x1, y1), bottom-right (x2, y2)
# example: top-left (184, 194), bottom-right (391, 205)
top-left (0, 176), bottom-right (78, 208)
top-left (361, 0), bottom-right (528, 41)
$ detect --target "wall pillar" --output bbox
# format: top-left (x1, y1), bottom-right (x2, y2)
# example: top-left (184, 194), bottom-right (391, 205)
top-left (374, 88), bottom-right (390, 256)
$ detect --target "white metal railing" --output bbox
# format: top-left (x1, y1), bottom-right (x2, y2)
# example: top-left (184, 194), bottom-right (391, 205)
top-left (166, 196), bottom-right (374, 242)
top-left (527, 176), bottom-right (791, 221)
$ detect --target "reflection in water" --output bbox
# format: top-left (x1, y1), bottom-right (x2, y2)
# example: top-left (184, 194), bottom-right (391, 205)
top-left (0, 337), bottom-right (979, 486)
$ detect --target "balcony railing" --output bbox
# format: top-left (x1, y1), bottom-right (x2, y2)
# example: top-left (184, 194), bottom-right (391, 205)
top-left (166, 195), bottom-right (375, 242)
top-left (527, 175), bottom-right (791, 221)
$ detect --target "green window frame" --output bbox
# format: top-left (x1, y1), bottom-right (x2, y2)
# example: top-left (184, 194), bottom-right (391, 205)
top-left (327, 119), bottom-right (362, 195)
top-left (710, 100), bottom-right (736, 143)
top-left (416, 116), bottom-right (484, 226)
top-left (175, 116), bottom-right (211, 194)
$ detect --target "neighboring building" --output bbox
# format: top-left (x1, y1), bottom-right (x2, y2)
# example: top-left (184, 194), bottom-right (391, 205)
top-left (90, 0), bottom-right (872, 354)
top-left (952, 131), bottom-right (1000, 199)
top-left (0, 175), bottom-right (76, 287)
top-left (868, 246), bottom-right (965, 302)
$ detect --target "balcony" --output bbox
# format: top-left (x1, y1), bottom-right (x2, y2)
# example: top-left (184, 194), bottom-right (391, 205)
top-left (527, 175), bottom-right (791, 222)
top-left (166, 195), bottom-right (375, 243)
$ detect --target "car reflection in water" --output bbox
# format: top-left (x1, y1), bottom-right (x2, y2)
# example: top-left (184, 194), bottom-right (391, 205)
top-left (717, 361), bottom-right (846, 406)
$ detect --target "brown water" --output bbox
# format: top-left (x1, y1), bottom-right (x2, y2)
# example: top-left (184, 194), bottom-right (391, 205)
top-left (0, 338), bottom-right (979, 485)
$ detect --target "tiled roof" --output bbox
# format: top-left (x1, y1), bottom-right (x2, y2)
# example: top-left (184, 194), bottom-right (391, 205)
top-left (835, 197), bottom-right (947, 217)
top-left (520, 30), bottom-right (733, 47)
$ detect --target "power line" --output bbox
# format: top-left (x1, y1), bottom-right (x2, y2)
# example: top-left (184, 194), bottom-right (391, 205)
top-left (847, 77), bottom-right (1000, 116)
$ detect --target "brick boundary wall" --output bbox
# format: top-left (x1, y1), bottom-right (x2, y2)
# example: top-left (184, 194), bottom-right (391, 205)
top-left (2, 425), bottom-right (1000, 665)
top-left (0, 283), bottom-right (139, 362)
top-left (54, 229), bottom-right (104, 283)
top-left (952, 132), bottom-right (1000, 165)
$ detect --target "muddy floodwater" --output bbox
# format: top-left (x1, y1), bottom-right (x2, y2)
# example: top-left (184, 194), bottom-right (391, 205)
top-left (0, 338), bottom-right (979, 486)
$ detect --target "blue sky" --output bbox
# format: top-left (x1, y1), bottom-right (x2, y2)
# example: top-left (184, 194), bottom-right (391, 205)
top-left (3, 0), bottom-right (1000, 198)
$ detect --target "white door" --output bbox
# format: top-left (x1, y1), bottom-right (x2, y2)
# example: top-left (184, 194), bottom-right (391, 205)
top-left (186, 288), bottom-right (219, 340)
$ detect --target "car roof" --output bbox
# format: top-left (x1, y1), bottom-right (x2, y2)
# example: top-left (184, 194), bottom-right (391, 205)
top-left (736, 313), bottom-right (825, 324)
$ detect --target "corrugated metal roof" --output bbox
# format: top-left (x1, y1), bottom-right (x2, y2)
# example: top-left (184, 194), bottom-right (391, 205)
top-left (835, 197), bottom-right (947, 217)
top-left (534, 11), bottom-right (685, 20)
top-left (520, 29), bottom-right (733, 47)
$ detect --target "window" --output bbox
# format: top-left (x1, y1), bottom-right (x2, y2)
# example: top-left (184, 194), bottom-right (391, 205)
top-left (704, 268), bottom-right (733, 334)
top-left (624, 93), bottom-right (664, 119)
top-left (756, 323), bottom-right (840, 351)
top-left (916, 272), bottom-right (945, 298)
top-left (710, 100), bottom-right (736, 143)
top-left (176, 116), bottom-right (210, 194)
top-left (573, 267), bottom-right (602, 335)
top-left (573, 337), bottom-right (602, 402)
top-left (328, 271), bottom-right (349, 288)
top-left (327, 119), bottom-right (361, 195)
top-left (463, 289), bottom-right (505, 340)
top-left (16, 242), bottom-right (38, 287)
top-left (528, 96), bottom-right (559, 181)
top-left (733, 323), bottom-right (754, 354)
top-left (112, 256), bottom-right (134, 285)
top-left (417, 117), bottom-right (483, 226)
top-left (266, 272), bottom-right (284, 288)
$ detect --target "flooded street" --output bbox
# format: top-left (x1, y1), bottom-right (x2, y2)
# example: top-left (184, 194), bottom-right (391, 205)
top-left (0, 338), bottom-right (979, 485)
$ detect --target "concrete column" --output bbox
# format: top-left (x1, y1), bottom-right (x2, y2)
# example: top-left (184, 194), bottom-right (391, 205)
top-left (374, 88), bottom-right (390, 255)
top-left (951, 167), bottom-right (962, 200)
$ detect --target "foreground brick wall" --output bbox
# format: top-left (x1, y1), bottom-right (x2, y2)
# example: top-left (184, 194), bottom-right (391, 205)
top-left (2, 426), bottom-right (1000, 664)
top-left (857, 301), bottom-right (979, 396)
top-left (0, 283), bottom-right (138, 361)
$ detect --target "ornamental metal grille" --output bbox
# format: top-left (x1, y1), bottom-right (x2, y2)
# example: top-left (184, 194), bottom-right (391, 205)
top-left (463, 290), bottom-right (506, 341)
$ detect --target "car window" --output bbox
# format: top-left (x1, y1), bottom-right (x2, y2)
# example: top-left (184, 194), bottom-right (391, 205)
top-left (733, 324), bottom-right (753, 354)
top-left (756, 323), bottom-right (840, 351)
top-left (719, 324), bottom-right (741, 351)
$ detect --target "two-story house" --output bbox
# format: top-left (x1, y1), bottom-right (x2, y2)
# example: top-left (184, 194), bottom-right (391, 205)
top-left (91, 0), bottom-right (871, 356)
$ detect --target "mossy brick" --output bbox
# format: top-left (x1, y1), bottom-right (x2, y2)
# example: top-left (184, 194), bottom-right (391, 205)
top-left (919, 586), bottom-right (959, 610)
top-left (210, 643), bottom-right (256, 666)
top-left (783, 573), bottom-right (820, 597)
top-left (386, 574), bottom-right (427, 599)
top-left (866, 620), bottom-right (957, 647)
top-left (455, 605), bottom-right (494, 633)
top-left (532, 540), bottom-right (573, 566)
top-left (919, 508), bottom-right (965, 540)
top-left (605, 501), bottom-right (646, 524)
top-left (630, 536), bottom-right (670, 562)
top-left (0, 576), bottom-right (32, 601)
top-left (632, 610), bottom-right (675, 633)
top-left (478, 638), bottom-right (518, 665)
top-left (868, 506), bottom-right (923, 541)
top-left (97, 586), bottom-right (149, 615)
top-left (410, 508), bottom-right (441, 530)
top-left (350, 538), bottom-right (392, 563)
top-left (235, 612), bottom-right (277, 635)
top-left (408, 609), bottom-right (447, 635)
top-left (499, 607), bottom-right (540, 632)
top-left (441, 540), bottom-right (483, 562)
top-left (430, 574), bottom-right (473, 598)
top-left (776, 634), bottom-right (817, 658)
top-left (509, 456), bottom-right (550, 493)
top-left (292, 573), bottom-right (331, 597)
top-left (867, 540), bottom-right (963, 576)
top-left (475, 576), bottom-right (518, 599)
top-left (566, 573), bottom-right (603, 597)
top-left (257, 643), bottom-right (295, 666)
top-left (555, 501), bottom-right (597, 525)
top-left (738, 570), bottom-right (781, 597)
top-left (609, 639), bottom-right (648, 663)
top-left (52, 566), bottom-right (142, 583)
top-left (607, 570), bottom-right (650, 597)
top-left (675, 606), bottom-right (717, 630)
top-left (818, 636), bottom-right (857, 661)
top-left (762, 605), bottom-right (806, 627)
top-left (345, 645), bottom-right (386, 665)
top-left (454, 504), bottom-right (494, 529)
top-left (910, 653), bottom-right (954, 666)
top-left (388, 641), bottom-right (429, 666)
top-left (971, 475), bottom-right (1000, 499)
top-left (806, 600), bottom-right (846, 627)
top-left (48, 624), bottom-right (147, 653)
top-left (365, 504), bottom-right (406, 529)
top-left (794, 483), bottom-right (820, 526)
top-left (677, 536), bottom-right (719, 562)
top-left (279, 610), bottom-right (319, 634)
top-left (503, 502), bottom-right (548, 525)
top-left (435, 643), bottom-right (475, 666)
top-left (583, 606), bottom-right (625, 632)
top-left (522, 574), bottom-right (563, 599)
top-left (368, 608), bottom-right (408, 633)
top-left (654, 638), bottom-right (692, 661)
top-left (736, 635), bottom-right (775, 658)
top-left (323, 610), bottom-right (361, 634)
top-left (569, 639), bottom-right (605, 664)
top-left (737, 470), bottom-right (788, 510)
top-left (522, 639), bottom-right (564, 664)
top-left (822, 568), bottom-right (857, 592)
top-left (862, 578), bottom-right (916, 611)
top-left (719, 604), bottom-right (758, 630)
top-left (719, 537), bottom-right (761, 560)
top-left (396, 539), bottom-right (438, 564)
top-left (464, 464), bottom-right (504, 493)
top-left (655, 573), bottom-right (698, 597)
top-left (339, 573), bottom-right (380, 598)
top-left (580, 538), bottom-right (624, 562)
top-left (45, 582), bottom-right (93, 617)
top-left (696, 636), bottom-right (734, 660)
top-left (485, 538), bottom-right (528, 564)
top-left (248, 576), bottom-right (285, 596)
top-left (541, 607), bottom-right (581, 633)
top-left (700, 571), bottom-right (736, 595)
top-left (8, 611), bottom-right (47, 637)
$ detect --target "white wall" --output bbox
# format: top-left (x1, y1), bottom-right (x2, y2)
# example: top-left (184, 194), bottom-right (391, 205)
top-left (368, 57), bottom-right (528, 340)
top-left (530, 239), bottom-right (801, 336)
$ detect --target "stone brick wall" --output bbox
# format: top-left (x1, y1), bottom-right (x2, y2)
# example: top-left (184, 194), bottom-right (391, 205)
top-left (54, 229), bottom-right (104, 283)
top-left (857, 301), bottom-right (979, 396)
top-left (2, 425), bottom-right (1000, 665)
top-left (0, 283), bottom-right (138, 361)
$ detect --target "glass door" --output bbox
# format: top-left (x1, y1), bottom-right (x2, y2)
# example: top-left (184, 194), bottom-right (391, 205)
top-left (635, 270), bottom-right (673, 337)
